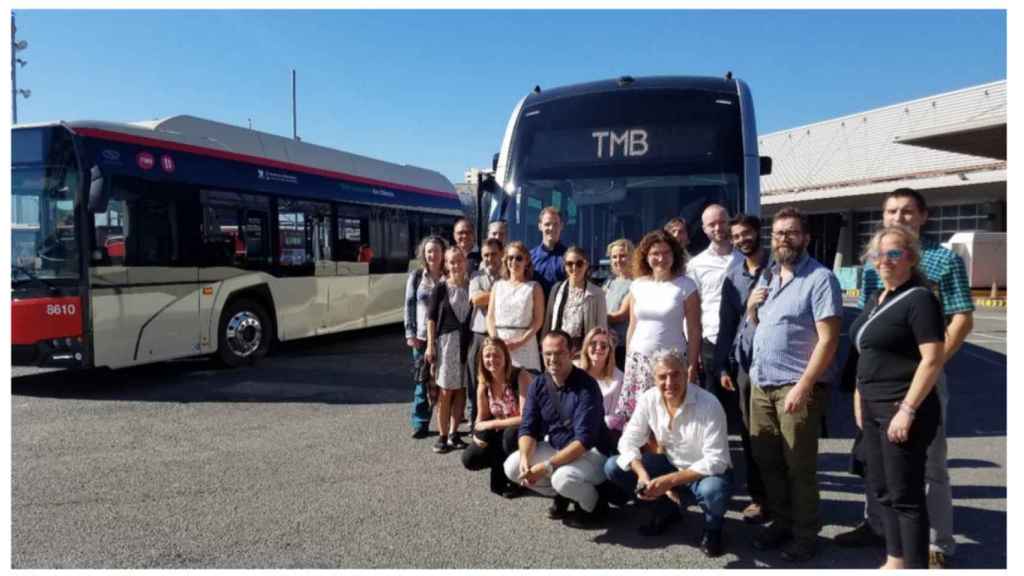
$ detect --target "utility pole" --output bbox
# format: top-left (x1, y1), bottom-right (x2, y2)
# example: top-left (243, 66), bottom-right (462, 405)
top-left (291, 69), bottom-right (298, 141)
top-left (12, 12), bottom-right (30, 124)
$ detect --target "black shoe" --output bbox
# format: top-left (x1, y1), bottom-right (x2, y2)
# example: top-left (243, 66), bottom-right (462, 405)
top-left (565, 498), bottom-right (608, 529)
top-left (781, 539), bottom-right (816, 562)
top-left (447, 433), bottom-right (468, 450)
top-left (411, 427), bottom-right (429, 439)
top-left (700, 529), bottom-right (724, 558)
top-left (500, 485), bottom-right (525, 499)
top-left (547, 495), bottom-right (572, 520)
top-left (432, 438), bottom-right (451, 454)
top-left (834, 521), bottom-right (885, 548)
top-left (752, 524), bottom-right (792, 551)
top-left (637, 507), bottom-right (682, 537)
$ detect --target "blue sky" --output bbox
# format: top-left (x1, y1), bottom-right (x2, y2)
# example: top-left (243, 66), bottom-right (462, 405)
top-left (12, 9), bottom-right (1006, 184)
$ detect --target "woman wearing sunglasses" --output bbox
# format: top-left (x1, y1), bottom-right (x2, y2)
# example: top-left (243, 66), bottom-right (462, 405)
top-left (544, 246), bottom-right (608, 354)
top-left (486, 241), bottom-right (544, 372)
top-left (847, 225), bottom-right (946, 569)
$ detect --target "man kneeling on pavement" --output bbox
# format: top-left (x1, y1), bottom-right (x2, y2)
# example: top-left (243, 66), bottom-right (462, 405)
top-left (504, 330), bottom-right (613, 528)
top-left (603, 347), bottom-right (734, 557)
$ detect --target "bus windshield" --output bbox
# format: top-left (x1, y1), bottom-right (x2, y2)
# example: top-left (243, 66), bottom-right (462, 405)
top-left (502, 87), bottom-right (744, 264)
top-left (12, 127), bottom-right (81, 283)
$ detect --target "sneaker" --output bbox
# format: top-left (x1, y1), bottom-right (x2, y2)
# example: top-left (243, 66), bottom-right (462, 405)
top-left (432, 438), bottom-right (451, 454)
top-left (547, 495), bottom-right (572, 520)
top-left (781, 539), bottom-right (816, 562)
top-left (834, 521), bottom-right (885, 548)
top-left (742, 501), bottom-right (768, 524)
top-left (447, 433), bottom-right (468, 450)
top-left (752, 523), bottom-right (792, 551)
top-left (929, 551), bottom-right (947, 569)
top-left (411, 427), bottom-right (429, 439)
top-left (700, 528), bottom-right (724, 558)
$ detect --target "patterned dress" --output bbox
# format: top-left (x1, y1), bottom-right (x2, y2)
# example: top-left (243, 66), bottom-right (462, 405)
top-left (491, 280), bottom-right (542, 371)
top-left (436, 281), bottom-right (472, 391)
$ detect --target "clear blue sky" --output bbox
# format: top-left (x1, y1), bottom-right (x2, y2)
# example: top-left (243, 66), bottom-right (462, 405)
top-left (13, 9), bottom-right (1006, 184)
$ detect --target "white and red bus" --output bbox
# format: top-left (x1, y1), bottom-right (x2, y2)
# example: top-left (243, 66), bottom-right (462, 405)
top-left (12, 115), bottom-right (462, 369)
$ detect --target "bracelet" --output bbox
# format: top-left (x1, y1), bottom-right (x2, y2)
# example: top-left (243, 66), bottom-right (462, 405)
top-left (899, 401), bottom-right (917, 416)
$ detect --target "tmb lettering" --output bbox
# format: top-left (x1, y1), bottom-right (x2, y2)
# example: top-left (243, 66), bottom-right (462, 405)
top-left (592, 129), bottom-right (649, 158)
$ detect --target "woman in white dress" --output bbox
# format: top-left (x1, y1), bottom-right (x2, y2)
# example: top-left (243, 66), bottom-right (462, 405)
top-left (486, 241), bottom-right (544, 372)
top-left (610, 229), bottom-right (702, 431)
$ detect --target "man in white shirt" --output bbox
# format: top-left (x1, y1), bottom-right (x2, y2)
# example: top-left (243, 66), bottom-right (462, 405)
top-left (603, 348), bottom-right (733, 557)
top-left (687, 204), bottom-right (738, 393)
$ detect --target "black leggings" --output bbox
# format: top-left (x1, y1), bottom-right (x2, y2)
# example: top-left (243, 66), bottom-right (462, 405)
top-left (861, 391), bottom-right (940, 568)
top-left (461, 426), bottom-right (519, 493)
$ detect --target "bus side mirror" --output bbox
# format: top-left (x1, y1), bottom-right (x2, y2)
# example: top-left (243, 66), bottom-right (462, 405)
top-left (87, 165), bottom-right (110, 212)
top-left (491, 152), bottom-right (500, 172)
top-left (759, 156), bottom-right (773, 176)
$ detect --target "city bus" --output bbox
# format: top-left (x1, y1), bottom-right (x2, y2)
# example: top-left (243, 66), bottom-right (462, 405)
top-left (479, 75), bottom-right (770, 269)
top-left (12, 115), bottom-right (462, 369)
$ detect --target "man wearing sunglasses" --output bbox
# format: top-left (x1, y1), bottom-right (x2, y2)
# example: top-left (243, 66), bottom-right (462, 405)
top-left (836, 188), bottom-right (974, 570)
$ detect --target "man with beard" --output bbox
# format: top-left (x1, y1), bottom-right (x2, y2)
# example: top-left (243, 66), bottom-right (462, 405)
top-left (713, 213), bottom-right (770, 524)
top-left (663, 217), bottom-right (691, 255)
top-left (745, 207), bottom-right (842, 562)
top-left (687, 205), bottom-right (739, 395)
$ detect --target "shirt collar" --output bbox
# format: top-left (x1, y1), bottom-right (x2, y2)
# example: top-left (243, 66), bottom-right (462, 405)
top-left (539, 242), bottom-right (566, 256)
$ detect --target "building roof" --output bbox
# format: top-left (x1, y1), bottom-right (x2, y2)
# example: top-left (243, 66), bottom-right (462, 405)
top-left (759, 80), bottom-right (1006, 204)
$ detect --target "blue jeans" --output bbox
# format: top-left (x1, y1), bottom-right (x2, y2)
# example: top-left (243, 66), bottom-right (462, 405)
top-left (410, 348), bottom-right (432, 431)
top-left (603, 453), bottom-right (733, 530)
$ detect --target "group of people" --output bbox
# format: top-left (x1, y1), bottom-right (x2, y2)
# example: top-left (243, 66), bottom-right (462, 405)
top-left (401, 188), bottom-right (973, 568)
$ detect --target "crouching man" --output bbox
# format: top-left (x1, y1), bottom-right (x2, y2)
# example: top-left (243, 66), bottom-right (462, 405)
top-left (603, 348), bottom-right (734, 557)
top-left (504, 330), bottom-right (610, 528)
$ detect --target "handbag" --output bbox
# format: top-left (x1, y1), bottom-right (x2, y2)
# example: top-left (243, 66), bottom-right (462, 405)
top-left (412, 354), bottom-right (440, 408)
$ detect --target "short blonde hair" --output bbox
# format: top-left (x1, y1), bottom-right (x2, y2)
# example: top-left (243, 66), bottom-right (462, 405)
top-left (538, 206), bottom-right (562, 223)
top-left (861, 224), bottom-right (924, 283)
top-left (606, 238), bottom-right (635, 258)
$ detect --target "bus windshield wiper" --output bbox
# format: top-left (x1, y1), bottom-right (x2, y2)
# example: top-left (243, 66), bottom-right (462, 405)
top-left (12, 265), bottom-right (58, 291)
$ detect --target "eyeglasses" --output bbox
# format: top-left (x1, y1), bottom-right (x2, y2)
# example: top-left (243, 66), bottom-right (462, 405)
top-left (868, 249), bottom-right (907, 262)
top-left (772, 230), bottom-right (803, 240)
top-left (506, 254), bottom-right (525, 263)
top-left (564, 260), bottom-right (586, 269)
top-left (588, 341), bottom-right (610, 350)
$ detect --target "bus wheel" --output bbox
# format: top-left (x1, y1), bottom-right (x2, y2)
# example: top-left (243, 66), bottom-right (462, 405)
top-left (218, 299), bottom-right (271, 367)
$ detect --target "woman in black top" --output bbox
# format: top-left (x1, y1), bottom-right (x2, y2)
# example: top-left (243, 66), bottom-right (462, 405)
top-left (847, 225), bottom-right (946, 569)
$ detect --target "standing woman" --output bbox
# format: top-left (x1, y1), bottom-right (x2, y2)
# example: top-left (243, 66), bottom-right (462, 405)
top-left (461, 337), bottom-right (533, 497)
top-left (404, 235), bottom-right (447, 439)
top-left (426, 247), bottom-right (474, 454)
top-left (848, 225), bottom-right (945, 569)
top-left (611, 230), bottom-right (702, 431)
top-left (487, 241), bottom-right (544, 372)
top-left (605, 239), bottom-right (635, 369)
top-left (545, 246), bottom-right (608, 354)
top-left (576, 326), bottom-right (625, 446)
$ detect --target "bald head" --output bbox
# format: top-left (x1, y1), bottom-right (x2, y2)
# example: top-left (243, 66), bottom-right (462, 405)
top-left (702, 204), bottom-right (731, 252)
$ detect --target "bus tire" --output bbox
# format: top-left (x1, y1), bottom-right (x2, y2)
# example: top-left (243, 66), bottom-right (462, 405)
top-left (217, 298), bottom-right (271, 367)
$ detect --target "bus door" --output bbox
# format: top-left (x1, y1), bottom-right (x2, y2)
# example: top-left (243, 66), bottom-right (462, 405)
top-left (328, 204), bottom-right (371, 331)
top-left (90, 178), bottom-right (201, 368)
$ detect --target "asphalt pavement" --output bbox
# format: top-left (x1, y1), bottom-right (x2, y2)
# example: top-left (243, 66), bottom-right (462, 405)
top-left (11, 307), bottom-right (1007, 568)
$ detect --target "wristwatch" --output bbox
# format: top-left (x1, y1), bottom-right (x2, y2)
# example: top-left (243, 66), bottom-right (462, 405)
top-left (542, 460), bottom-right (555, 476)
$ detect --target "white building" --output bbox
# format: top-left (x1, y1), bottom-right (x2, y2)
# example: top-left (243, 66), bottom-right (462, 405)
top-left (758, 79), bottom-right (1006, 271)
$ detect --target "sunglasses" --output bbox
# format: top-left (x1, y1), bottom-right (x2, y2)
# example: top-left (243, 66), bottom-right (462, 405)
top-left (506, 254), bottom-right (525, 263)
top-left (588, 340), bottom-right (610, 350)
top-left (565, 260), bottom-right (586, 269)
top-left (869, 249), bottom-right (907, 262)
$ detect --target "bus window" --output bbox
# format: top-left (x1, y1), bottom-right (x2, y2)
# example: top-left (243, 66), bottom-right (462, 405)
top-left (368, 207), bottom-right (409, 273)
top-left (94, 200), bottom-right (127, 266)
top-left (336, 204), bottom-right (370, 262)
top-left (277, 198), bottom-right (330, 273)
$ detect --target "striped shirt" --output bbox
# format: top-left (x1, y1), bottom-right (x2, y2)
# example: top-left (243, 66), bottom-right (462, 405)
top-left (858, 241), bottom-right (975, 316)
top-left (750, 252), bottom-right (844, 388)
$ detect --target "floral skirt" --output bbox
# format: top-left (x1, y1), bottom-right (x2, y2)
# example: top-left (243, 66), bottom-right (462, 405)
top-left (609, 350), bottom-right (655, 431)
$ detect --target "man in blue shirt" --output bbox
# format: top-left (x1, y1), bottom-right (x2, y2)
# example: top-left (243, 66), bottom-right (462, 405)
top-left (713, 213), bottom-right (770, 525)
top-left (504, 330), bottom-right (609, 528)
top-left (747, 207), bottom-right (843, 562)
top-left (835, 188), bottom-right (974, 569)
top-left (530, 207), bottom-right (567, 299)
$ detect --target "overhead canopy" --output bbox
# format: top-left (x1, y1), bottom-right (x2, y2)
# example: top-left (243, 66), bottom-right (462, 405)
top-left (894, 115), bottom-right (1006, 160)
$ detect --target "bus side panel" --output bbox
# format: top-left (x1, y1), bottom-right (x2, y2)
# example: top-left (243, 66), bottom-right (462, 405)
top-left (90, 266), bottom-right (200, 369)
top-left (325, 264), bottom-right (371, 333)
top-left (365, 273), bottom-right (406, 327)
top-left (267, 277), bottom-right (324, 341)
